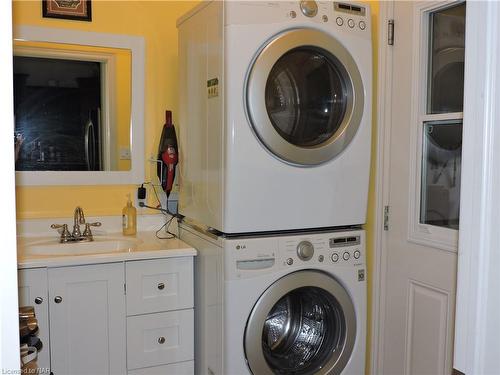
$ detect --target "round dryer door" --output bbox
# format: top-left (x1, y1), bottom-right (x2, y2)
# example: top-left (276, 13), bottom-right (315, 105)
top-left (246, 29), bottom-right (364, 166)
top-left (244, 270), bottom-right (356, 375)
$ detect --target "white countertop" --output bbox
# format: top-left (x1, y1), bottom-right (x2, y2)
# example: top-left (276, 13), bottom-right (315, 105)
top-left (17, 231), bottom-right (196, 269)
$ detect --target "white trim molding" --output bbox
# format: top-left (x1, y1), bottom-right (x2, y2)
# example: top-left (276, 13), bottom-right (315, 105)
top-left (370, 1), bottom-right (393, 373)
top-left (0, 0), bottom-right (20, 371)
top-left (454, 2), bottom-right (500, 374)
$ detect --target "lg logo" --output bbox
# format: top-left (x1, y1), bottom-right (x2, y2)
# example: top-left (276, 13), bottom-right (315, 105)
top-left (236, 244), bottom-right (247, 250)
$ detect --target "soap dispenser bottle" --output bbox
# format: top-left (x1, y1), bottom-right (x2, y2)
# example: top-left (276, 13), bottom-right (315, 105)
top-left (122, 194), bottom-right (137, 236)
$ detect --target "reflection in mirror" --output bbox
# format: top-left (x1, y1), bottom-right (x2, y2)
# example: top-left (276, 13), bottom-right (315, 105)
top-left (13, 26), bottom-right (144, 186)
top-left (13, 41), bottom-right (131, 172)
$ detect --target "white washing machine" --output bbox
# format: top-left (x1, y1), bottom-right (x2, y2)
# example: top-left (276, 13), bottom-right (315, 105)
top-left (179, 223), bottom-right (366, 375)
top-left (177, 1), bottom-right (372, 234)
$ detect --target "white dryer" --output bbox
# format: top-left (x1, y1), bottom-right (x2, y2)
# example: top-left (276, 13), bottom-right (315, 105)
top-left (177, 1), bottom-right (372, 234)
top-left (179, 223), bottom-right (366, 375)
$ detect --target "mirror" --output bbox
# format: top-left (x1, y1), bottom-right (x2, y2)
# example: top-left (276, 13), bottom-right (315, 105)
top-left (13, 26), bottom-right (144, 185)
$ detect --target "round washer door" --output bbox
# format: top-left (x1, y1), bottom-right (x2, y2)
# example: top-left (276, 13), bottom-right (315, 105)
top-left (246, 28), bottom-right (364, 166)
top-left (244, 270), bottom-right (356, 375)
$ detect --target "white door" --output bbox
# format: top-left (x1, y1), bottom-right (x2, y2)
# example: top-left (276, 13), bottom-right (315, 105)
top-left (380, 2), bottom-right (465, 374)
top-left (48, 263), bottom-right (126, 374)
top-left (18, 268), bottom-right (50, 371)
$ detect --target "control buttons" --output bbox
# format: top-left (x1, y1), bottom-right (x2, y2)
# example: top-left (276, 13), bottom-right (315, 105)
top-left (289, 10), bottom-right (297, 18)
top-left (331, 253), bottom-right (339, 263)
top-left (322, 15), bottom-right (328, 23)
top-left (359, 20), bottom-right (366, 30)
top-left (347, 18), bottom-right (355, 28)
top-left (354, 250), bottom-right (361, 259)
top-left (286, 258), bottom-right (294, 266)
top-left (336, 17), bottom-right (344, 26)
top-left (300, 1), bottom-right (318, 17)
top-left (297, 241), bottom-right (314, 261)
top-left (343, 251), bottom-right (351, 261)
top-left (318, 255), bottom-right (324, 262)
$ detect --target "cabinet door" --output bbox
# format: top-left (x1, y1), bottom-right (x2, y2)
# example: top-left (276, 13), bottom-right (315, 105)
top-left (18, 268), bottom-right (50, 371)
top-left (48, 263), bottom-right (126, 375)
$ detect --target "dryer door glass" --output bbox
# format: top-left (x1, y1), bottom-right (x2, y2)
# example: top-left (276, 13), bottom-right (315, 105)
top-left (265, 47), bottom-right (347, 147)
top-left (246, 29), bottom-right (365, 166)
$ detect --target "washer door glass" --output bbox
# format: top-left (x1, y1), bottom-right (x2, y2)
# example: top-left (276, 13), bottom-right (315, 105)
top-left (244, 271), bottom-right (356, 375)
top-left (265, 47), bottom-right (347, 147)
top-left (263, 286), bottom-right (345, 374)
top-left (246, 29), bottom-right (364, 166)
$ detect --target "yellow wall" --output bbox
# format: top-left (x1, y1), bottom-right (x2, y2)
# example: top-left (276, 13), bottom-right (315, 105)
top-left (13, 0), bottom-right (198, 218)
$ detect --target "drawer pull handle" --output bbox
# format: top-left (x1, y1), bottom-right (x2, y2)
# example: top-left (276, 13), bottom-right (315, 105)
top-left (158, 336), bottom-right (166, 344)
top-left (35, 297), bottom-right (43, 305)
top-left (157, 282), bottom-right (165, 290)
top-left (54, 296), bottom-right (63, 304)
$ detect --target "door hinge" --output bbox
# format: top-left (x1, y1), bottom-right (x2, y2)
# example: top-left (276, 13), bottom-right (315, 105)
top-left (124, 283), bottom-right (127, 295)
top-left (388, 19), bottom-right (394, 46)
top-left (384, 205), bottom-right (390, 231)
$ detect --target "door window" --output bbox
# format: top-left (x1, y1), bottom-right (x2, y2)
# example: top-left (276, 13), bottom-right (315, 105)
top-left (265, 47), bottom-right (348, 147)
top-left (419, 3), bottom-right (465, 231)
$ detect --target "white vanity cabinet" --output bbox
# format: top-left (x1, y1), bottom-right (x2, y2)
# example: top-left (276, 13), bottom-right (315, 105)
top-left (17, 255), bottom-right (194, 375)
top-left (48, 263), bottom-right (126, 375)
top-left (125, 258), bottom-right (194, 374)
top-left (18, 263), bottom-right (126, 375)
top-left (18, 268), bottom-right (50, 371)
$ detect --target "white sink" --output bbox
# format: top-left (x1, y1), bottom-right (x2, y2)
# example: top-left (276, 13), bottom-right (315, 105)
top-left (23, 237), bottom-right (141, 256)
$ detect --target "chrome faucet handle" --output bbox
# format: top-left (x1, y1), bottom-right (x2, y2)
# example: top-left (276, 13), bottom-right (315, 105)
top-left (50, 224), bottom-right (72, 243)
top-left (82, 222), bottom-right (102, 240)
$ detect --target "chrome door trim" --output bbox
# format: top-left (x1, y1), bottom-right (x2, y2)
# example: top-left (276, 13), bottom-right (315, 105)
top-left (244, 270), bottom-right (357, 375)
top-left (246, 28), bottom-right (364, 166)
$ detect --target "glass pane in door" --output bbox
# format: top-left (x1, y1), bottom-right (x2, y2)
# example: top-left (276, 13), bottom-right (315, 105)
top-left (427, 3), bottom-right (466, 114)
top-left (265, 47), bottom-right (348, 147)
top-left (420, 120), bottom-right (462, 229)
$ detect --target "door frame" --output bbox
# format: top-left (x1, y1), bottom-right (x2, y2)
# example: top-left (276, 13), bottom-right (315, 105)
top-left (369, 1), bottom-right (393, 373)
top-left (0, 0), bottom-right (20, 371)
top-left (453, 2), bottom-right (500, 374)
top-left (371, 1), bottom-right (500, 374)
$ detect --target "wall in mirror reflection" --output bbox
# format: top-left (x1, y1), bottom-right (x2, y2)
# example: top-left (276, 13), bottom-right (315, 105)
top-left (13, 41), bottom-right (131, 172)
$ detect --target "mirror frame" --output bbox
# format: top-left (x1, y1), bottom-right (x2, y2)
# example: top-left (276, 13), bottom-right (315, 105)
top-left (13, 26), bottom-right (145, 185)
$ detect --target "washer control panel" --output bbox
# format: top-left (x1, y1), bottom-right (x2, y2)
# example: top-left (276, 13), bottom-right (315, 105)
top-left (281, 230), bottom-right (364, 268)
top-left (226, 229), bottom-right (364, 280)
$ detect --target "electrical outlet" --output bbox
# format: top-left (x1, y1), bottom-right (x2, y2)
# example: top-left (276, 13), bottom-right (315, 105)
top-left (136, 185), bottom-right (147, 210)
top-left (120, 147), bottom-right (131, 160)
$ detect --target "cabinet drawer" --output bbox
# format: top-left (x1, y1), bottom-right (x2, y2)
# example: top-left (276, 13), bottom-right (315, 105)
top-left (126, 257), bottom-right (193, 315)
top-left (127, 309), bottom-right (194, 370)
top-left (127, 360), bottom-right (194, 375)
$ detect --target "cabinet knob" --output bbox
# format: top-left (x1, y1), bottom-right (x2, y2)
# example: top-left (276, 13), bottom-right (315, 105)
top-left (158, 336), bottom-right (166, 344)
top-left (54, 296), bottom-right (63, 304)
top-left (157, 282), bottom-right (165, 290)
top-left (35, 297), bottom-right (43, 305)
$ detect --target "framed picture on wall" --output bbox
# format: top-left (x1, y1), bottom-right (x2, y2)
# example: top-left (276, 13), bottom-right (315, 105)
top-left (42, 0), bottom-right (92, 22)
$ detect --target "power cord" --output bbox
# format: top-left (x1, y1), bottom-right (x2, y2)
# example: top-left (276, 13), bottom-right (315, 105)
top-left (139, 182), bottom-right (179, 239)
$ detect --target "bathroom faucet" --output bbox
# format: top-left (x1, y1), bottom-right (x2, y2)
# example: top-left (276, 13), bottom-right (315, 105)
top-left (51, 206), bottom-right (101, 243)
top-left (72, 206), bottom-right (86, 238)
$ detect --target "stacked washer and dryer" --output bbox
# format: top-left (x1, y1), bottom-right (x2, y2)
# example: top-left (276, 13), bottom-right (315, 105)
top-left (177, 1), bottom-right (371, 374)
